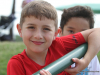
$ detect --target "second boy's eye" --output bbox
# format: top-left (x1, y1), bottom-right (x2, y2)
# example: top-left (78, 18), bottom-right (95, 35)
top-left (68, 30), bottom-right (74, 34)
top-left (43, 28), bottom-right (50, 31)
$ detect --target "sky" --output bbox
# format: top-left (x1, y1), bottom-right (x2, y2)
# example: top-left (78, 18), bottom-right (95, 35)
top-left (44, 0), bottom-right (100, 7)
top-left (0, 0), bottom-right (100, 36)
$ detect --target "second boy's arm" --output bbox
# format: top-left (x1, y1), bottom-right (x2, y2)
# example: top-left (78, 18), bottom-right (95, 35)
top-left (65, 28), bottom-right (100, 75)
top-left (81, 28), bottom-right (100, 64)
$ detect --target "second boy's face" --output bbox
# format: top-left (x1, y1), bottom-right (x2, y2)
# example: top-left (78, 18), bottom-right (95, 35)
top-left (59, 17), bottom-right (90, 36)
top-left (17, 16), bottom-right (56, 53)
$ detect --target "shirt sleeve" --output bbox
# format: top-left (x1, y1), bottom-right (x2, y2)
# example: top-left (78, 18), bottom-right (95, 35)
top-left (7, 59), bottom-right (25, 75)
top-left (60, 32), bottom-right (86, 53)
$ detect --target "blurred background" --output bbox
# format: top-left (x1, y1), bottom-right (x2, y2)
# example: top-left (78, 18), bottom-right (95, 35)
top-left (0, 0), bottom-right (100, 75)
top-left (0, 0), bottom-right (100, 41)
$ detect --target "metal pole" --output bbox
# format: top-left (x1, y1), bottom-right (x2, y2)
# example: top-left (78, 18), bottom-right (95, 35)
top-left (33, 43), bottom-right (88, 75)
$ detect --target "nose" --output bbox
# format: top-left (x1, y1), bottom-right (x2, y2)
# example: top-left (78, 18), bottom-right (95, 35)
top-left (34, 29), bottom-right (43, 40)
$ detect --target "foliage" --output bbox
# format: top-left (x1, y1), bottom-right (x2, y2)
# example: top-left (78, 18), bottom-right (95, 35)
top-left (0, 42), bottom-right (25, 75)
top-left (15, 35), bottom-right (23, 41)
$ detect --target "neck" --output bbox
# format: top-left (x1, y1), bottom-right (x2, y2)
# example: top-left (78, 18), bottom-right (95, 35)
top-left (25, 49), bottom-right (48, 66)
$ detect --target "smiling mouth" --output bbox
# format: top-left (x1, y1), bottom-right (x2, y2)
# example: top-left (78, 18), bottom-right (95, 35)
top-left (32, 41), bottom-right (44, 45)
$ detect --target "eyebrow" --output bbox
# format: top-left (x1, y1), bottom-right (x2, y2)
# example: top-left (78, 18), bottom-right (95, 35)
top-left (67, 26), bottom-right (75, 29)
top-left (82, 29), bottom-right (87, 31)
top-left (43, 25), bottom-right (51, 27)
top-left (68, 26), bottom-right (87, 30)
top-left (27, 23), bottom-right (51, 28)
top-left (27, 23), bottom-right (35, 25)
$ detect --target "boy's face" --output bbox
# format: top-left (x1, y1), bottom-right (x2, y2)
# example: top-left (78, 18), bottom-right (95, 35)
top-left (59, 17), bottom-right (90, 36)
top-left (17, 16), bottom-right (57, 53)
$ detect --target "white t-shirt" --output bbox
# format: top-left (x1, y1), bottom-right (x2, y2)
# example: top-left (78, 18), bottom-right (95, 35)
top-left (71, 55), bottom-right (100, 75)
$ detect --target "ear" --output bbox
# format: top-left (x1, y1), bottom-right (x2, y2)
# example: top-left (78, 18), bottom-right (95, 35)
top-left (53, 30), bottom-right (58, 40)
top-left (16, 24), bottom-right (22, 37)
top-left (53, 28), bottom-right (61, 40)
top-left (58, 27), bottom-right (63, 37)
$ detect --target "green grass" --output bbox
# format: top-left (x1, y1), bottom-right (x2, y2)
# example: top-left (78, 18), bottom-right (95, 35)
top-left (0, 42), bottom-right (25, 75)
top-left (0, 42), bottom-right (100, 75)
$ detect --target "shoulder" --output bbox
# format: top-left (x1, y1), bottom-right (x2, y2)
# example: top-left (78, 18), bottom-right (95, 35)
top-left (7, 50), bottom-right (26, 67)
top-left (7, 54), bottom-right (26, 75)
top-left (7, 51), bottom-right (26, 71)
top-left (7, 55), bottom-right (23, 67)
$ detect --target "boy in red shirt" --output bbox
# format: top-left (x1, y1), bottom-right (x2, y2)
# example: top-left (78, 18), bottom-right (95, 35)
top-left (7, 1), bottom-right (100, 75)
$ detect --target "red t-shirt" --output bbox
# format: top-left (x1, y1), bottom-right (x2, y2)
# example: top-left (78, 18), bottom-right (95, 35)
top-left (7, 32), bottom-right (86, 75)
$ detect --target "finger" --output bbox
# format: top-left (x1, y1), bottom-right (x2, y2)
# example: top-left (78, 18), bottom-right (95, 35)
top-left (72, 58), bottom-right (80, 63)
top-left (72, 58), bottom-right (81, 67)
top-left (40, 69), bottom-right (51, 75)
top-left (40, 69), bottom-right (46, 75)
top-left (46, 71), bottom-right (51, 75)
top-left (65, 68), bottom-right (78, 73)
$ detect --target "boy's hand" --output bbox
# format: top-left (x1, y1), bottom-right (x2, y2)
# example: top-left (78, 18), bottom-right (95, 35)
top-left (64, 58), bottom-right (88, 75)
top-left (40, 69), bottom-right (51, 75)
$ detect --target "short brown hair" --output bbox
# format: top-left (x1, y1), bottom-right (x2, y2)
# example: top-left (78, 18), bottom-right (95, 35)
top-left (60, 5), bottom-right (94, 30)
top-left (20, 0), bottom-right (58, 31)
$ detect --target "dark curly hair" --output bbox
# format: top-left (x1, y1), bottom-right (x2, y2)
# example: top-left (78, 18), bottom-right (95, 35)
top-left (60, 5), bottom-right (94, 30)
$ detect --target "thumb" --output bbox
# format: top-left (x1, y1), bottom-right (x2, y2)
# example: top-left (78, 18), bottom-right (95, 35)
top-left (72, 58), bottom-right (80, 63)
